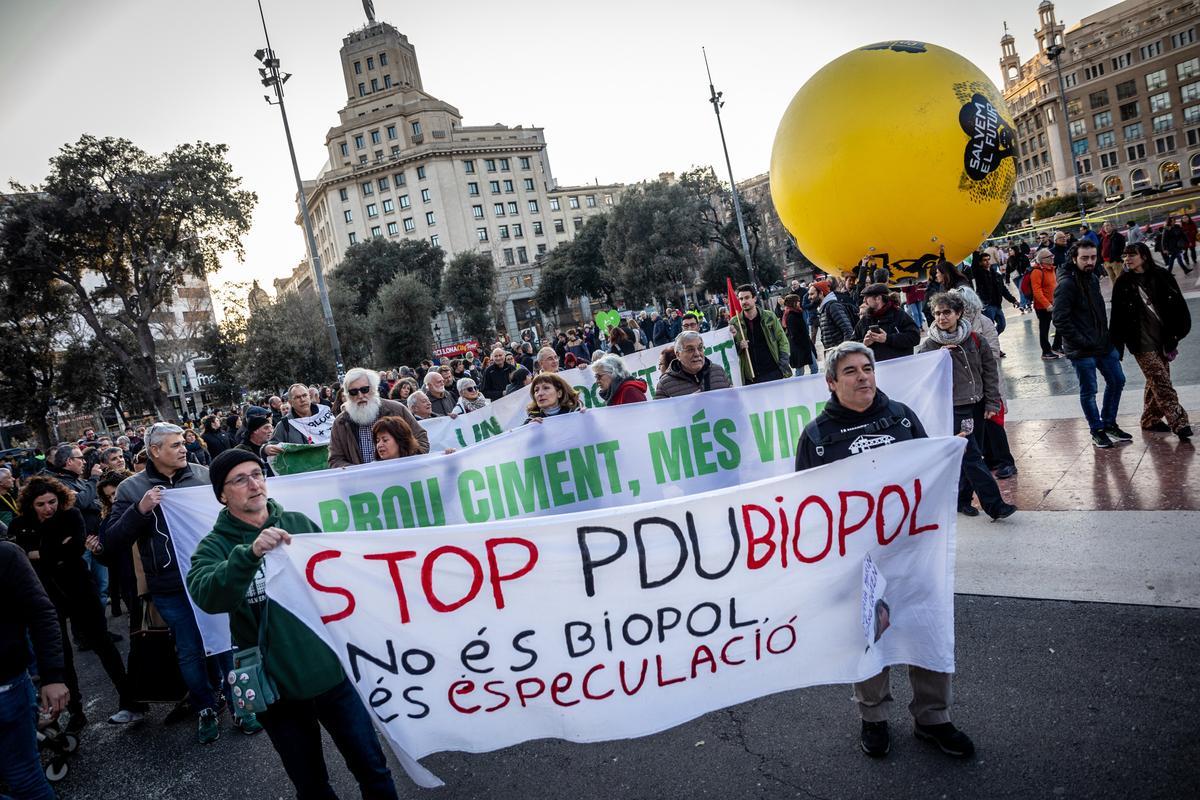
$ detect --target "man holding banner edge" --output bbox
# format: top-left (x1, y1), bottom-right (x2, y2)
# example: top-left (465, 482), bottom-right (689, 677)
top-left (795, 341), bottom-right (975, 760)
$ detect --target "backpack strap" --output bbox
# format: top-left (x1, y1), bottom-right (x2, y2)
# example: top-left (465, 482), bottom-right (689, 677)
top-left (808, 401), bottom-right (913, 457)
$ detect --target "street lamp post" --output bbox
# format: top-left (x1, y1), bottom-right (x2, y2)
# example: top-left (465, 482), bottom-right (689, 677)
top-left (703, 48), bottom-right (758, 290)
top-left (254, 0), bottom-right (345, 380)
top-left (1046, 44), bottom-right (1089, 225)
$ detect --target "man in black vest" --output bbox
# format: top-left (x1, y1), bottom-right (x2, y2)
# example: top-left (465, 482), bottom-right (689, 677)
top-left (795, 342), bottom-right (974, 761)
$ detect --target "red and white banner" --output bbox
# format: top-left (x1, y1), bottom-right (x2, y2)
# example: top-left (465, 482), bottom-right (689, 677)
top-left (433, 340), bottom-right (480, 358)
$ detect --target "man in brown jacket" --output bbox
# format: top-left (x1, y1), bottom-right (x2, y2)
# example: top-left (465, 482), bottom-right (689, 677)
top-left (328, 368), bottom-right (430, 468)
top-left (655, 331), bottom-right (733, 398)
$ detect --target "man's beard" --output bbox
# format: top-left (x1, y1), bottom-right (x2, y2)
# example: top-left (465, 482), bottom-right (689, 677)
top-left (345, 394), bottom-right (382, 427)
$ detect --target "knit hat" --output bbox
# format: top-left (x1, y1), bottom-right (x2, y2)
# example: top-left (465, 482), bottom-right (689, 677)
top-left (244, 414), bottom-right (272, 437)
top-left (209, 448), bottom-right (265, 503)
top-left (812, 280), bottom-right (832, 297)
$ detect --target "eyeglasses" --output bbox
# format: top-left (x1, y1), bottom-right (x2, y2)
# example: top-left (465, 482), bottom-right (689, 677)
top-left (346, 386), bottom-right (372, 397)
top-left (932, 309), bottom-right (957, 317)
top-left (68, 453), bottom-right (84, 461)
top-left (224, 470), bottom-right (267, 490)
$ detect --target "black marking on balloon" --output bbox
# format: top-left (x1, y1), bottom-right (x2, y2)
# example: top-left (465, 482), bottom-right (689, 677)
top-left (959, 92), bottom-right (1014, 181)
top-left (861, 41), bottom-right (927, 54)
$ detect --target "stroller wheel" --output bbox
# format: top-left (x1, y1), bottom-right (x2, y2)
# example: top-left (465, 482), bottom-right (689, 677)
top-left (62, 732), bottom-right (79, 753)
top-left (45, 758), bottom-right (69, 782)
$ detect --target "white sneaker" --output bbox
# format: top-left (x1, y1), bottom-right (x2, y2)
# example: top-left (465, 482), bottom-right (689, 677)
top-left (107, 709), bottom-right (145, 725)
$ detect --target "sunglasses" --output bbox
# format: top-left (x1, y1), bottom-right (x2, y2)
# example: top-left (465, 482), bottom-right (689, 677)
top-left (346, 386), bottom-right (372, 397)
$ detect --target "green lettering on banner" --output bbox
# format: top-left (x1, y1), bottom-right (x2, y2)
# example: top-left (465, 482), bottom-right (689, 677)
top-left (500, 457), bottom-right (550, 515)
top-left (595, 440), bottom-right (623, 494)
top-left (688, 410), bottom-right (718, 476)
top-left (748, 403), bottom-right (824, 463)
top-left (706, 339), bottom-right (734, 377)
top-left (349, 491), bottom-right (384, 530)
top-left (473, 417), bottom-right (503, 443)
top-left (568, 446), bottom-right (603, 501)
top-left (749, 411), bottom-right (776, 463)
top-left (649, 427), bottom-right (694, 484)
top-left (484, 465), bottom-right (506, 520)
top-left (319, 499), bottom-right (350, 532)
top-left (545, 450), bottom-right (575, 506)
top-left (713, 418), bottom-right (741, 470)
top-left (455, 428), bottom-right (468, 448)
top-left (636, 365), bottom-right (659, 399)
top-left (379, 478), bottom-right (445, 529)
top-left (458, 470), bottom-right (489, 522)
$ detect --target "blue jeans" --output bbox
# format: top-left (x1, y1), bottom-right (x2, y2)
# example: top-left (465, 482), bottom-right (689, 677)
top-left (258, 677), bottom-right (398, 800)
top-left (151, 590), bottom-right (233, 713)
top-left (1165, 251), bottom-right (1187, 273)
top-left (1071, 348), bottom-right (1126, 432)
top-left (0, 672), bottom-right (56, 800)
top-left (83, 549), bottom-right (109, 606)
top-left (955, 403), bottom-right (1006, 517)
top-left (981, 304), bottom-right (1006, 334)
top-left (905, 302), bottom-right (924, 329)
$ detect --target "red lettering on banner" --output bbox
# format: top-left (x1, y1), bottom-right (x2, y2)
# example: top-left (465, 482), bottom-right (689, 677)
top-left (448, 680), bottom-right (479, 714)
top-left (690, 645), bottom-right (717, 678)
top-left (420, 545), bottom-right (484, 613)
top-left (550, 672), bottom-right (579, 707)
top-left (655, 653), bottom-right (686, 687)
top-left (305, 550), bottom-right (356, 624)
top-left (582, 663), bottom-right (613, 700)
top-left (876, 484), bottom-right (911, 545)
top-left (515, 677), bottom-right (546, 707)
top-left (363, 550), bottom-right (418, 624)
top-left (720, 635), bottom-right (746, 666)
top-left (792, 495), bottom-right (834, 564)
top-left (485, 537), bottom-right (538, 610)
top-left (909, 478), bottom-right (939, 536)
top-left (838, 491), bottom-right (876, 556)
top-left (483, 680), bottom-right (510, 712)
top-left (619, 659), bottom-right (648, 695)
top-left (742, 504), bottom-right (776, 569)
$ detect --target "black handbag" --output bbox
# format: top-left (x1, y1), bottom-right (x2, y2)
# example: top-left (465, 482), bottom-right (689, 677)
top-left (125, 597), bottom-right (188, 704)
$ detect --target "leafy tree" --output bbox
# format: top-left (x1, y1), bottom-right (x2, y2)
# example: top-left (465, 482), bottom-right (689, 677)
top-left (998, 199), bottom-right (1033, 232)
top-left (698, 245), bottom-right (780, 295)
top-left (534, 215), bottom-right (615, 310)
top-left (56, 333), bottom-right (150, 428)
top-left (369, 274), bottom-right (436, 367)
top-left (680, 167), bottom-right (779, 289)
top-left (441, 252), bottom-right (497, 344)
top-left (195, 323), bottom-right (243, 406)
top-left (601, 179), bottom-right (706, 307)
top-left (1033, 192), bottom-right (1100, 220)
top-left (0, 135), bottom-right (255, 420)
top-left (328, 281), bottom-right (376, 367)
top-left (236, 291), bottom-right (338, 392)
top-left (0, 272), bottom-right (74, 447)
top-left (329, 238), bottom-right (444, 317)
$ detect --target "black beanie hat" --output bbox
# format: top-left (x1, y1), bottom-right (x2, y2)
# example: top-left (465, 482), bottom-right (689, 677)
top-left (244, 414), bottom-right (272, 436)
top-left (210, 449), bottom-right (265, 503)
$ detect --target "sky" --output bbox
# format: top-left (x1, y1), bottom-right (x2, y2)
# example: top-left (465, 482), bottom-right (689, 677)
top-left (0, 0), bottom-right (1116, 303)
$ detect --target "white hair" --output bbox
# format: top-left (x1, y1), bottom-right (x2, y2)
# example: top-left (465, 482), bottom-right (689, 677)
top-left (674, 330), bottom-right (703, 352)
top-left (146, 422), bottom-right (184, 450)
top-left (591, 353), bottom-right (632, 382)
top-left (407, 390), bottom-right (429, 410)
top-left (422, 370), bottom-right (442, 388)
top-left (342, 367), bottom-right (380, 394)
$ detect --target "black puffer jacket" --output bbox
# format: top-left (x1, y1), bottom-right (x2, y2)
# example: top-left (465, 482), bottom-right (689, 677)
top-left (818, 296), bottom-right (856, 349)
top-left (1052, 264), bottom-right (1112, 359)
top-left (852, 301), bottom-right (921, 361)
top-left (795, 390), bottom-right (927, 469)
top-left (1109, 267), bottom-right (1191, 356)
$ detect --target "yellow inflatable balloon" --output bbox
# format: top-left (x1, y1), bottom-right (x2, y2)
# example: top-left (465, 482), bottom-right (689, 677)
top-left (770, 41), bottom-right (1016, 282)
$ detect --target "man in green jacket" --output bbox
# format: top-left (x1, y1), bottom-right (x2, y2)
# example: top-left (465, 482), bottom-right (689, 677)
top-left (731, 284), bottom-right (792, 384)
top-left (187, 449), bottom-right (398, 800)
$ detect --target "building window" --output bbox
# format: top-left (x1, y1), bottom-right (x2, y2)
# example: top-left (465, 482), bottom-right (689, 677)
top-left (416, 165), bottom-right (426, 180)
top-left (1179, 58), bottom-right (1200, 81)
top-left (485, 159), bottom-right (497, 172)
top-left (1131, 168), bottom-right (1150, 190)
top-left (489, 181), bottom-right (501, 194)
top-left (421, 188), bottom-right (431, 203)
top-left (411, 120), bottom-right (422, 136)
top-left (464, 159), bottom-right (476, 174)
top-left (1153, 113), bottom-right (1174, 133)
top-left (1147, 70), bottom-right (1169, 91)
top-left (1063, 73), bottom-right (1078, 88)
top-left (528, 200), bottom-right (539, 213)
top-left (468, 182), bottom-right (480, 196)
top-left (1172, 28), bottom-right (1196, 49)
top-left (387, 221), bottom-right (399, 235)
top-left (344, 209), bottom-right (354, 223)
top-left (503, 248), bottom-right (515, 266)
top-left (354, 134), bottom-right (365, 149)
top-left (1112, 52), bottom-right (1132, 71)
top-left (586, 195), bottom-right (597, 207)
top-left (573, 217), bottom-right (583, 231)
top-left (399, 194), bottom-right (411, 209)
top-left (517, 247), bottom-right (528, 264)
top-left (1181, 82), bottom-right (1200, 103)
top-left (1191, 152), bottom-right (1200, 176)
top-left (386, 125), bottom-right (397, 140)
top-left (1141, 41), bottom-right (1163, 60)
top-left (1116, 80), bottom-right (1137, 100)
top-left (523, 178), bottom-right (535, 191)
top-left (1099, 151), bottom-right (1119, 169)
top-left (1127, 142), bottom-right (1147, 161)
top-left (472, 205), bottom-right (484, 219)
top-left (382, 199), bottom-right (394, 213)
top-left (371, 226), bottom-right (381, 238)
top-left (537, 244), bottom-right (547, 255)
top-left (499, 225), bottom-right (510, 239)
top-left (1119, 101), bottom-right (1139, 121)
top-left (358, 83), bottom-right (366, 97)
top-left (1089, 90), bottom-right (1109, 109)
top-left (430, 234), bottom-right (440, 247)
top-left (550, 198), bottom-right (561, 211)
top-left (1083, 63), bottom-right (1104, 81)
top-left (354, 61), bottom-right (362, 75)
top-left (1068, 120), bottom-right (1086, 137)
top-left (383, 74), bottom-right (392, 89)
top-left (513, 224), bottom-right (523, 238)
top-left (1075, 157), bottom-right (1091, 175)
top-left (494, 203), bottom-right (505, 216)
top-left (339, 143), bottom-right (349, 157)
top-left (379, 52), bottom-right (389, 66)
top-left (519, 156), bottom-right (531, 170)
top-left (533, 221), bottom-right (543, 235)
top-left (394, 172), bottom-right (406, 186)
top-left (366, 203), bottom-right (378, 218)
top-left (359, 156), bottom-right (367, 164)
top-left (604, 194), bottom-right (614, 205)
top-left (370, 78), bottom-right (379, 92)
top-left (1155, 135), bottom-right (1176, 154)
top-left (507, 201), bottom-right (518, 215)
top-left (374, 149), bottom-right (383, 161)
top-left (377, 177), bottom-right (389, 191)
top-left (403, 217), bottom-right (415, 232)
top-left (339, 188), bottom-right (349, 201)
top-left (348, 232), bottom-right (357, 244)
top-left (477, 227), bottom-right (489, 241)
top-left (1067, 99), bottom-right (1083, 118)
top-left (1104, 175), bottom-right (1124, 196)
top-left (366, 56), bottom-right (374, 70)
top-left (361, 181), bottom-right (374, 196)
top-left (1097, 131), bottom-right (1115, 148)
top-left (499, 158), bottom-right (511, 171)
top-left (1072, 138), bottom-right (1089, 157)
top-left (553, 219), bottom-right (565, 233)
top-left (1185, 105), bottom-right (1200, 124)
top-left (568, 195), bottom-right (580, 209)
top-left (425, 211), bottom-right (436, 225)
top-left (503, 180), bottom-right (514, 193)
top-left (1124, 121), bottom-right (1144, 140)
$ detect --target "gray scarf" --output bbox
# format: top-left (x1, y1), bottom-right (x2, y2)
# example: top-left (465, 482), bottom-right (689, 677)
top-left (927, 318), bottom-right (972, 347)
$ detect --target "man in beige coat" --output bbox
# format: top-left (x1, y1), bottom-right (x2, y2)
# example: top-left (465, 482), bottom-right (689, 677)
top-left (328, 368), bottom-right (429, 468)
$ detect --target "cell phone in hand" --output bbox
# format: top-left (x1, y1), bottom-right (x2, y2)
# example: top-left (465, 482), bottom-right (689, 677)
top-left (869, 325), bottom-right (883, 334)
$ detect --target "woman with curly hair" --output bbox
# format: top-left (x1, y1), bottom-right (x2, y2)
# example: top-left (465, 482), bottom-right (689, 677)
top-left (524, 372), bottom-right (583, 424)
top-left (9, 476), bottom-right (144, 728)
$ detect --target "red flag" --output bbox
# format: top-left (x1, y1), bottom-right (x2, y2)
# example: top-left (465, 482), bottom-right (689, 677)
top-left (726, 277), bottom-right (742, 316)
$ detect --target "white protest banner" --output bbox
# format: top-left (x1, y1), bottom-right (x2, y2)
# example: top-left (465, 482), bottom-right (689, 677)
top-left (428, 328), bottom-right (741, 451)
top-left (162, 350), bottom-right (951, 654)
top-left (263, 436), bottom-right (966, 788)
top-left (285, 404), bottom-right (335, 444)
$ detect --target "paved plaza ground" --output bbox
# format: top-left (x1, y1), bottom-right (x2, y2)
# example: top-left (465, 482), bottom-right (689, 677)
top-left (45, 274), bottom-right (1200, 800)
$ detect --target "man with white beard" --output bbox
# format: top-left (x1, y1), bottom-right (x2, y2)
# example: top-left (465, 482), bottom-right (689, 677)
top-left (327, 368), bottom-right (430, 468)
